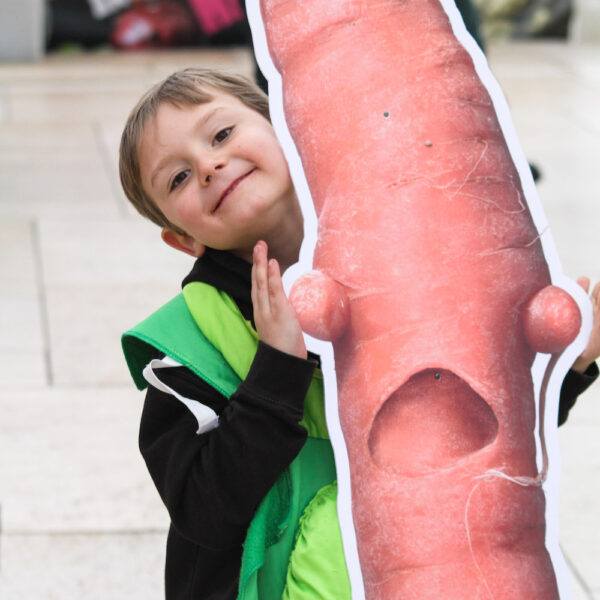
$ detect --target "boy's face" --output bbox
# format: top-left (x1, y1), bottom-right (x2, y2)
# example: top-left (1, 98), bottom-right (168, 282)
top-left (139, 91), bottom-right (297, 259)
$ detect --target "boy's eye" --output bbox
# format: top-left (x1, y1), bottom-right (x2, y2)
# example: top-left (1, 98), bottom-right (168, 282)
top-left (170, 169), bottom-right (190, 191)
top-left (214, 127), bottom-right (232, 144)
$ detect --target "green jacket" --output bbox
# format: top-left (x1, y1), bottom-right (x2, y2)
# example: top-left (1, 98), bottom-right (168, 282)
top-left (122, 282), bottom-right (349, 599)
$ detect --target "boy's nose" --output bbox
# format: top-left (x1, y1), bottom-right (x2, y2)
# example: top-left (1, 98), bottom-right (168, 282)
top-left (201, 159), bottom-right (225, 185)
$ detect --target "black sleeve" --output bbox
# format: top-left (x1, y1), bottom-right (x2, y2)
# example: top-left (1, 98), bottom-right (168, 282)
top-left (558, 362), bottom-right (599, 426)
top-left (138, 341), bottom-right (316, 551)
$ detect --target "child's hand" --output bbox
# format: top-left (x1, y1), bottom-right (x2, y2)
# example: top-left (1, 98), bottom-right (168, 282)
top-left (251, 241), bottom-right (308, 360)
top-left (572, 276), bottom-right (600, 374)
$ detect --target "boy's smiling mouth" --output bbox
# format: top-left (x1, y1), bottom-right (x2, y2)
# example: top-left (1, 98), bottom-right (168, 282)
top-left (212, 168), bottom-right (257, 213)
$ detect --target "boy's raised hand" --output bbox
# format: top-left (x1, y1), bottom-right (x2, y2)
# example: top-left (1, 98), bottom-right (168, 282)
top-left (251, 241), bottom-right (308, 360)
top-left (572, 276), bottom-right (600, 374)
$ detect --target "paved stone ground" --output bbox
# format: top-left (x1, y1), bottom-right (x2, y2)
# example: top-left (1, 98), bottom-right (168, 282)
top-left (0, 42), bottom-right (599, 599)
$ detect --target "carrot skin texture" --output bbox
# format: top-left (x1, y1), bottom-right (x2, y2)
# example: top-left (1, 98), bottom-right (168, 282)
top-left (259, 0), bottom-right (580, 597)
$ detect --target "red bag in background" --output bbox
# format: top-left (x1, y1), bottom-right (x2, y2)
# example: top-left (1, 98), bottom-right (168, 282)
top-left (111, 0), bottom-right (196, 49)
top-left (187, 0), bottom-right (244, 35)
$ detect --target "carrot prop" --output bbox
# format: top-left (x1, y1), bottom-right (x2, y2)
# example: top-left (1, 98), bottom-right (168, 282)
top-left (249, 0), bottom-right (587, 597)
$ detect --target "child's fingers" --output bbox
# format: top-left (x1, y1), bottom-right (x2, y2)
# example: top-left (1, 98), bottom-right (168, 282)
top-left (591, 281), bottom-right (600, 302)
top-left (267, 258), bottom-right (286, 308)
top-left (252, 241), bottom-right (270, 315)
top-left (577, 276), bottom-right (590, 294)
top-left (251, 260), bottom-right (258, 311)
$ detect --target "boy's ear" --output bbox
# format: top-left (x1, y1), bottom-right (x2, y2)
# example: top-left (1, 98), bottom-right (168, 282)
top-left (161, 228), bottom-right (206, 258)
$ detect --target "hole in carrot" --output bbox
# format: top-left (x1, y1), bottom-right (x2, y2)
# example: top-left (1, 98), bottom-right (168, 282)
top-left (368, 368), bottom-right (498, 476)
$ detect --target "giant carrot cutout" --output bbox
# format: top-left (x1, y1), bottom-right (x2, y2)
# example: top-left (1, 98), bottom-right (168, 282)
top-left (247, 0), bottom-right (590, 598)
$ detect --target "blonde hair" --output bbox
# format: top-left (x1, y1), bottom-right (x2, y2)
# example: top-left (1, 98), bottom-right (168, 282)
top-left (119, 68), bottom-right (270, 233)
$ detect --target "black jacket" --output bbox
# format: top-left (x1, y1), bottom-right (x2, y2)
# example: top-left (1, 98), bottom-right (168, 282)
top-left (139, 249), bottom-right (318, 599)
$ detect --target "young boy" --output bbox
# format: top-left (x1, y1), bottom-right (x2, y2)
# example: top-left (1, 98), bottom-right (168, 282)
top-left (119, 68), bottom-right (599, 600)
top-left (119, 68), bottom-right (340, 600)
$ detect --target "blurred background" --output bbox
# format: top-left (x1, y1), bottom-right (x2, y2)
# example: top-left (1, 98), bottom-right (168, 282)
top-left (0, 0), bottom-right (599, 598)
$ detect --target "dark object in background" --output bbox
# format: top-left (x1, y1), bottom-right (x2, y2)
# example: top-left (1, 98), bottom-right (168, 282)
top-left (530, 162), bottom-right (542, 182)
top-left (187, 0), bottom-right (244, 37)
top-left (46, 0), bottom-right (252, 50)
top-left (514, 0), bottom-right (573, 38)
top-left (47, 0), bottom-right (115, 49)
top-left (455, 0), bottom-right (486, 50)
top-left (111, 1), bottom-right (197, 49)
top-left (472, 0), bottom-right (573, 40)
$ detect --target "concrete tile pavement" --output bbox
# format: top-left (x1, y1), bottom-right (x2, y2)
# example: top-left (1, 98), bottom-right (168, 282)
top-left (1, 533), bottom-right (165, 600)
top-left (0, 43), bottom-right (599, 598)
top-left (0, 48), bottom-right (252, 599)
